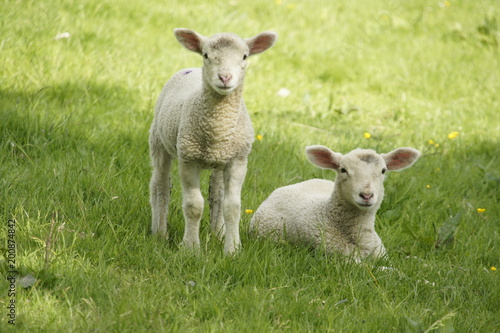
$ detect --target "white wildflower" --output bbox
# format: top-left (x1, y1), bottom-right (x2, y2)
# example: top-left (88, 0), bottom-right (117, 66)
top-left (54, 32), bottom-right (71, 40)
top-left (277, 88), bottom-right (291, 98)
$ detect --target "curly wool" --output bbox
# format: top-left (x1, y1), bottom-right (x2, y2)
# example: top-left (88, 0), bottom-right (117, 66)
top-left (151, 68), bottom-right (254, 167)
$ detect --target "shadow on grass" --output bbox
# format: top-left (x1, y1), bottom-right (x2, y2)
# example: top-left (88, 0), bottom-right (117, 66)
top-left (0, 80), bottom-right (150, 156)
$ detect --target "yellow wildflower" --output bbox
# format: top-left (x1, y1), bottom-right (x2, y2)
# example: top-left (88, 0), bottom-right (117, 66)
top-left (426, 185), bottom-right (431, 189)
top-left (434, 143), bottom-right (440, 148)
top-left (428, 139), bottom-right (435, 145)
top-left (363, 132), bottom-right (371, 139)
top-left (256, 134), bottom-right (263, 141)
top-left (447, 131), bottom-right (459, 139)
top-left (275, 0), bottom-right (282, 5)
top-left (245, 209), bottom-right (254, 214)
top-left (491, 267), bottom-right (497, 271)
top-left (287, 3), bottom-right (296, 9)
top-left (477, 208), bottom-right (486, 213)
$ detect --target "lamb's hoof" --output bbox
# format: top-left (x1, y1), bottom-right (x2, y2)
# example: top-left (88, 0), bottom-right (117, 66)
top-left (151, 229), bottom-right (168, 239)
top-left (180, 237), bottom-right (201, 252)
top-left (223, 242), bottom-right (241, 257)
top-left (211, 225), bottom-right (226, 242)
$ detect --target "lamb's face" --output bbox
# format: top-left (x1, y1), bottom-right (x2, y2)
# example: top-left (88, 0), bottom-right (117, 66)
top-left (201, 35), bottom-right (249, 95)
top-left (306, 145), bottom-right (421, 212)
top-left (336, 150), bottom-right (387, 211)
top-left (174, 29), bottom-right (276, 96)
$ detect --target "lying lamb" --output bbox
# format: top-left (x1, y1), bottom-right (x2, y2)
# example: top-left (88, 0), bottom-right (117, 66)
top-left (250, 145), bottom-right (421, 260)
top-left (149, 28), bottom-right (277, 255)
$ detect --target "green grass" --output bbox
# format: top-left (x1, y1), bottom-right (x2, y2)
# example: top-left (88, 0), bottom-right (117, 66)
top-left (1, 0), bottom-right (499, 331)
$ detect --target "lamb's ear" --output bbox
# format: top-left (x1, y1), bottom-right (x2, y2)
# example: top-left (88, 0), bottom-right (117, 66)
top-left (381, 148), bottom-right (421, 171)
top-left (174, 28), bottom-right (205, 54)
top-left (245, 31), bottom-right (277, 55)
top-left (305, 145), bottom-right (343, 171)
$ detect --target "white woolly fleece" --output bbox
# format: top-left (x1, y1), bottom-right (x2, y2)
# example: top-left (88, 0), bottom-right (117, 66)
top-left (250, 146), bottom-right (421, 260)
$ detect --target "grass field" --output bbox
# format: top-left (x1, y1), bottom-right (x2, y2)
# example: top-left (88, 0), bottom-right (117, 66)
top-left (1, 0), bottom-right (499, 331)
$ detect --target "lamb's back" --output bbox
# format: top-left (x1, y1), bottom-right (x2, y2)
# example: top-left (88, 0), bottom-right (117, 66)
top-left (250, 179), bottom-right (333, 243)
top-left (156, 68), bottom-right (202, 111)
top-left (152, 68), bottom-right (202, 154)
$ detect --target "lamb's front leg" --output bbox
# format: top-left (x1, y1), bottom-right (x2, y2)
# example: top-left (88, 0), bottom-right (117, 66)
top-left (357, 229), bottom-right (386, 259)
top-left (222, 157), bottom-right (248, 255)
top-left (209, 169), bottom-right (225, 240)
top-left (179, 161), bottom-right (204, 250)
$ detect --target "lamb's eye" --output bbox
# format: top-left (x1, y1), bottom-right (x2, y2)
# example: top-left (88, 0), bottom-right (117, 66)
top-left (243, 54), bottom-right (248, 60)
top-left (340, 168), bottom-right (348, 174)
top-left (381, 168), bottom-right (387, 175)
top-left (203, 53), bottom-right (208, 59)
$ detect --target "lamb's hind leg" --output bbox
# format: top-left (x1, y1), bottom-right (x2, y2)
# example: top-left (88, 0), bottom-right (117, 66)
top-left (150, 145), bottom-right (172, 237)
top-left (222, 157), bottom-right (248, 255)
top-left (209, 169), bottom-right (225, 240)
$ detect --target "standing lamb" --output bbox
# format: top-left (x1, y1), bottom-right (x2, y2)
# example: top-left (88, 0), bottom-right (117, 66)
top-left (149, 28), bottom-right (277, 255)
top-left (250, 145), bottom-right (421, 261)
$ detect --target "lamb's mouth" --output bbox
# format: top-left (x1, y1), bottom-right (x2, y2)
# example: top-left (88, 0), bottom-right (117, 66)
top-left (215, 85), bottom-right (235, 94)
top-left (357, 202), bottom-right (374, 208)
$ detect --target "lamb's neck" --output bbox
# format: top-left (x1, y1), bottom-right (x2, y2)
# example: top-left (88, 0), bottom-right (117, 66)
top-left (202, 85), bottom-right (244, 117)
top-left (189, 84), bottom-right (245, 152)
